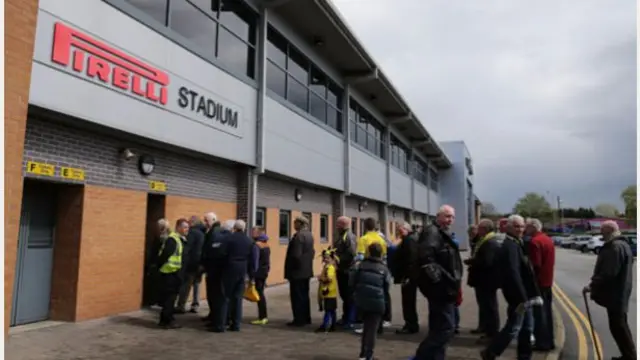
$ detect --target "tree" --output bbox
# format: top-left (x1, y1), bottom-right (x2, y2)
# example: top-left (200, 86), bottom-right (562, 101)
top-left (513, 192), bottom-right (553, 221)
top-left (594, 203), bottom-right (620, 218)
top-left (621, 185), bottom-right (637, 225)
top-left (481, 202), bottom-right (498, 216)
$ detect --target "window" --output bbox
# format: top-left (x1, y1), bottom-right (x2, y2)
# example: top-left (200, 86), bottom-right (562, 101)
top-left (130, 0), bottom-right (258, 78)
top-left (266, 26), bottom-right (344, 133)
top-left (302, 212), bottom-right (312, 232)
top-left (125, 0), bottom-right (169, 25)
top-left (320, 215), bottom-right (329, 243)
top-left (360, 218), bottom-right (366, 237)
top-left (255, 207), bottom-right (266, 228)
top-left (351, 218), bottom-right (358, 235)
top-left (414, 159), bottom-right (427, 185)
top-left (349, 100), bottom-right (385, 159)
top-left (429, 167), bottom-right (439, 192)
top-left (390, 135), bottom-right (410, 174)
top-left (279, 210), bottom-right (291, 243)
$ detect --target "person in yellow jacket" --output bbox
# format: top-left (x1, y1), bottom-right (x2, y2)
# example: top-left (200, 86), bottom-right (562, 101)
top-left (156, 218), bottom-right (190, 329)
top-left (356, 218), bottom-right (388, 262)
top-left (316, 248), bottom-right (339, 332)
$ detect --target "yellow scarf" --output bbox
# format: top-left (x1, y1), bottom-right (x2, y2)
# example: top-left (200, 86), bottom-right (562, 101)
top-left (473, 231), bottom-right (496, 255)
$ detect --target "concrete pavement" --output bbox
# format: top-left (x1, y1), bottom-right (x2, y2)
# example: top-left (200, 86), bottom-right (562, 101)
top-left (7, 272), bottom-right (564, 359)
top-left (553, 247), bottom-right (637, 360)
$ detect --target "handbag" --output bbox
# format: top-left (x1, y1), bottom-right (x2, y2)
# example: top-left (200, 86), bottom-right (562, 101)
top-left (243, 283), bottom-right (260, 302)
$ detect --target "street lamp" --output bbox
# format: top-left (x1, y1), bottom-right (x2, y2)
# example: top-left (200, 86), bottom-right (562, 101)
top-left (546, 191), bottom-right (558, 227)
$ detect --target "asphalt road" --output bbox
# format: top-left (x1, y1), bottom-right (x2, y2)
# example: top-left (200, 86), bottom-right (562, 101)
top-left (554, 247), bottom-right (637, 360)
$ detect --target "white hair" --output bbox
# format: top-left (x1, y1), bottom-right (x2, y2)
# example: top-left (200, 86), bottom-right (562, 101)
top-left (437, 204), bottom-right (455, 215)
top-left (221, 219), bottom-right (236, 231)
top-left (526, 218), bottom-right (543, 231)
top-left (399, 221), bottom-right (412, 232)
top-left (507, 214), bottom-right (525, 226)
top-left (204, 212), bottom-right (217, 222)
top-left (157, 218), bottom-right (169, 228)
top-left (601, 220), bottom-right (620, 233)
top-left (233, 219), bottom-right (247, 232)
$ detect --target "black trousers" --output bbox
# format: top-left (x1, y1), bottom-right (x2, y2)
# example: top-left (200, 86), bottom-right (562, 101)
top-left (607, 308), bottom-right (636, 360)
top-left (158, 272), bottom-right (181, 325)
top-left (476, 286), bottom-right (500, 336)
top-left (206, 273), bottom-right (224, 323)
top-left (384, 290), bottom-right (392, 322)
top-left (255, 277), bottom-right (268, 320)
top-left (414, 301), bottom-right (456, 360)
top-left (221, 277), bottom-right (245, 330)
top-left (289, 278), bottom-right (311, 324)
top-left (360, 312), bottom-right (383, 359)
top-left (533, 287), bottom-right (554, 349)
top-left (336, 271), bottom-right (353, 322)
top-left (401, 281), bottom-right (419, 330)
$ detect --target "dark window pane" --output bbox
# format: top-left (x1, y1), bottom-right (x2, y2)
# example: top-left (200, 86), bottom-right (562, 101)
top-left (190, 0), bottom-right (218, 19)
top-left (170, 0), bottom-right (216, 57)
top-left (288, 47), bottom-right (308, 83)
top-left (328, 106), bottom-right (340, 132)
top-left (287, 76), bottom-right (308, 111)
top-left (320, 215), bottom-right (328, 242)
top-left (356, 124), bottom-right (367, 147)
top-left (367, 133), bottom-right (376, 153)
top-left (309, 93), bottom-right (327, 123)
top-left (348, 106), bottom-right (357, 123)
top-left (218, 0), bottom-right (257, 44)
top-left (267, 27), bottom-right (287, 67)
top-left (327, 81), bottom-right (342, 108)
top-left (266, 61), bottom-right (286, 98)
top-left (279, 211), bottom-right (290, 240)
top-left (256, 207), bottom-right (266, 227)
top-left (217, 27), bottom-right (254, 78)
top-left (349, 120), bottom-right (356, 141)
top-left (126, 0), bottom-right (168, 25)
top-left (309, 65), bottom-right (327, 97)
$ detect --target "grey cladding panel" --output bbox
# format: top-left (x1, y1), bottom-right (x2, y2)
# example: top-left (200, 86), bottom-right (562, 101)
top-left (23, 117), bottom-right (238, 202)
top-left (345, 197), bottom-right (379, 219)
top-left (257, 176), bottom-right (333, 213)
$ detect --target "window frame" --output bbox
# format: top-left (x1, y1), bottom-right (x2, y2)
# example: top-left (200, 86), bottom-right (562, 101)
top-left (349, 100), bottom-right (386, 159)
top-left (255, 207), bottom-right (266, 228)
top-left (359, 218), bottom-right (366, 237)
top-left (429, 166), bottom-right (439, 192)
top-left (320, 214), bottom-right (329, 243)
top-left (278, 210), bottom-right (291, 244)
top-left (265, 26), bottom-right (344, 133)
top-left (389, 134), bottom-right (410, 174)
top-left (414, 158), bottom-right (428, 185)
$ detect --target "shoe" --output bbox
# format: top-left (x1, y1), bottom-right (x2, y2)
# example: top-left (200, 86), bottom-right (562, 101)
top-left (286, 321), bottom-right (305, 327)
top-left (208, 327), bottom-right (225, 333)
top-left (188, 308), bottom-right (198, 313)
top-left (354, 327), bottom-right (363, 334)
top-left (314, 326), bottom-right (328, 333)
top-left (251, 318), bottom-right (269, 325)
top-left (382, 321), bottom-right (392, 328)
top-left (454, 328), bottom-right (460, 335)
top-left (470, 328), bottom-right (485, 334)
top-left (395, 327), bottom-right (419, 335)
top-left (161, 322), bottom-right (182, 329)
top-left (227, 327), bottom-right (240, 332)
top-left (480, 349), bottom-right (495, 360)
top-left (532, 345), bottom-right (554, 352)
top-left (476, 335), bottom-right (493, 345)
top-left (201, 316), bottom-right (213, 322)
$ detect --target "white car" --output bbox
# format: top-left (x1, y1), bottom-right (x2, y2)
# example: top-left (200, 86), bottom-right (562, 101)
top-left (561, 236), bottom-right (578, 248)
top-left (586, 235), bottom-right (604, 253)
top-left (574, 235), bottom-right (595, 252)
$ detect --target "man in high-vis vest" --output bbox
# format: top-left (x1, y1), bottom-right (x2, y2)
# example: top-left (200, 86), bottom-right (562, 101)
top-left (156, 218), bottom-right (190, 329)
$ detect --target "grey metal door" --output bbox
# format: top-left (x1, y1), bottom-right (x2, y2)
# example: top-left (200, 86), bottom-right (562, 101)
top-left (11, 182), bottom-right (57, 326)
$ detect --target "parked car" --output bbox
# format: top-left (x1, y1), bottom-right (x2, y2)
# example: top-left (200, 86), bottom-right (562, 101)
top-left (574, 235), bottom-right (595, 252)
top-left (624, 235), bottom-right (637, 257)
top-left (551, 236), bottom-right (565, 246)
top-left (587, 235), bottom-right (604, 254)
top-left (561, 236), bottom-right (578, 248)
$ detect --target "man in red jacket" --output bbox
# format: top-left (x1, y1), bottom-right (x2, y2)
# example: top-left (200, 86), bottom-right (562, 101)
top-left (526, 218), bottom-right (556, 351)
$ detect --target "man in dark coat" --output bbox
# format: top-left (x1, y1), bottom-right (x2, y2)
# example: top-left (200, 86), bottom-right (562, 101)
top-left (410, 205), bottom-right (463, 360)
top-left (332, 215), bottom-right (357, 327)
top-left (284, 216), bottom-right (316, 327)
top-left (584, 220), bottom-right (636, 360)
top-left (466, 219), bottom-right (501, 340)
top-left (393, 221), bottom-right (421, 334)
top-left (201, 216), bottom-right (229, 328)
top-left (481, 215), bottom-right (541, 360)
top-left (176, 216), bottom-right (206, 314)
top-left (213, 220), bottom-right (256, 332)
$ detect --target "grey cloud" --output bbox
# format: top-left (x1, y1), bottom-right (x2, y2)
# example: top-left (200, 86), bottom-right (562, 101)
top-left (334, 0), bottom-right (636, 211)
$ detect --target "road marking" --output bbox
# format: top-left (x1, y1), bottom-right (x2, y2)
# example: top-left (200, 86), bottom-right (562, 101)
top-left (553, 283), bottom-right (588, 360)
top-left (553, 283), bottom-right (603, 359)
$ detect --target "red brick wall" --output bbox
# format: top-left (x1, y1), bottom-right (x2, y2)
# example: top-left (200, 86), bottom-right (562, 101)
top-left (75, 186), bottom-right (147, 321)
top-left (4, 0), bottom-right (40, 333)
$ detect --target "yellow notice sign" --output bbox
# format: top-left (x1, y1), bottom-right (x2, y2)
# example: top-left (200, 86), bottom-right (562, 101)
top-left (26, 161), bottom-right (55, 177)
top-left (149, 180), bottom-right (167, 192)
top-left (60, 167), bottom-right (85, 181)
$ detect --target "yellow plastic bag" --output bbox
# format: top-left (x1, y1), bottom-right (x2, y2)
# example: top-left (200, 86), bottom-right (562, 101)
top-left (243, 283), bottom-right (260, 302)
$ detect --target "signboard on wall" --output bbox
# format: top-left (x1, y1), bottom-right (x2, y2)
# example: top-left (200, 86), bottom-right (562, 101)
top-left (26, 161), bottom-right (55, 177)
top-left (149, 180), bottom-right (167, 192)
top-left (60, 167), bottom-right (85, 181)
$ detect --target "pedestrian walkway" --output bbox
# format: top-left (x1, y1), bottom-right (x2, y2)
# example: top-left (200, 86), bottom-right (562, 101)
top-left (7, 280), bottom-right (554, 360)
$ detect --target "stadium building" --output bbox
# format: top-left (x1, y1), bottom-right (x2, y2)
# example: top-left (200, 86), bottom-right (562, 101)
top-left (5, 0), bottom-right (477, 328)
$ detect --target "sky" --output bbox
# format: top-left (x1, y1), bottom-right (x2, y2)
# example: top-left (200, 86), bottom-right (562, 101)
top-left (332, 0), bottom-right (637, 212)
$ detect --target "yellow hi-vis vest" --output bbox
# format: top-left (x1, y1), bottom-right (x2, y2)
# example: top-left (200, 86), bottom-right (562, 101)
top-left (158, 232), bottom-right (183, 274)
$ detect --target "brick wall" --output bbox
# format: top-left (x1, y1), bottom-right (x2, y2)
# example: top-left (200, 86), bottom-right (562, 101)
top-left (5, 0), bottom-right (39, 333)
top-left (23, 117), bottom-right (238, 202)
top-left (265, 208), bottom-right (285, 285)
top-left (75, 186), bottom-right (147, 321)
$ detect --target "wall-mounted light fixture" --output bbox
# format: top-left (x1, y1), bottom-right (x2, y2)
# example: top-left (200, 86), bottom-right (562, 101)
top-left (119, 148), bottom-right (136, 161)
top-left (358, 200), bottom-right (368, 212)
top-left (294, 188), bottom-right (303, 202)
top-left (138, 154), bottom-right (156, 176)
top-left (313, 36), bottom-right (324, 47)
top-left (392, 209), bottom-right (397, 217)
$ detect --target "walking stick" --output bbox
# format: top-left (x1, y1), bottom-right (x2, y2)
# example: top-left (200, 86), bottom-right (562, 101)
top-left (582, 291), bottom-right (603, 360)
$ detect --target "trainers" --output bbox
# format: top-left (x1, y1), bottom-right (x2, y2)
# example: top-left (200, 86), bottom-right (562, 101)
top-left (354, 327), bottom-right (364, 334)
top-left (251, 318), bottom-right (268, 325)
top-left (382, 321), bottom-right (392, 328)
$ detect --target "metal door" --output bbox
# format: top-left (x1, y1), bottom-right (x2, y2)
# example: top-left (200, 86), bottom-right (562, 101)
top-left (11, 182), bottom-right (57, 326)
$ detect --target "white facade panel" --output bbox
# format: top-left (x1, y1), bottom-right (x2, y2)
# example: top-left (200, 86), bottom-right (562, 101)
top-left (349, 146), bottom-right (387, 202)
top-left (389, 168), bottom-right (412, 208)
top-left (414, 183), bottom-right (429, 213)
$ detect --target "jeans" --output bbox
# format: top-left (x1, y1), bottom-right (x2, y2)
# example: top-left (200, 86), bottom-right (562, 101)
top-left (219, 277), bottom-right (245, 330)
top-left (607, 308), bottom-right (637, 360)
top-left (414, 301), bottom-right (456, 360)
top-left (454, 306), bottom-right (460, 330)
top-left (486, 303), bottom-right (532, 360)
top-left (289, 278), bottom-right (311, 324)
top-left (254, 278), bottom-right (268, 320)
top-left (477, 286), bottom-right (500, 336)
top-left (533, 287), bottom-right (554, 349)
top-left (176, 272), bottom-right (201, 310)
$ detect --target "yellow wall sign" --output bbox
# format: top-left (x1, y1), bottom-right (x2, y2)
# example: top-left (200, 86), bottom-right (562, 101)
top-left (149, 180), bottom-right (167, 192)
top-left (60, 167), bottom-right (85, 181)
top-left (26, 161), bottom-right (55, 177)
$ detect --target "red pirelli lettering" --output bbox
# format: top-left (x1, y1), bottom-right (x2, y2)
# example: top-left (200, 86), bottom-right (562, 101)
top-left (51, 22), bottom-right (169, 105)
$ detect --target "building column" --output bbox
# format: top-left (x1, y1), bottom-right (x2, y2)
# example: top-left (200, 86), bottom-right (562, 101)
top-left (384, 127), bottom-right (391, 203)
top-left (332, 191), bottom-right (346, 239)
top-left (342, 85), bottom-right (351, 194)
top-left (255, 4), bottom-right (268, 174)
top-left (5, 0), bottom-right (39, 334)
top-left (426, 160), bottom-right (432, 215)
top-left (237, 167), bottom-right (257, 231)
top-left (379, 203), bottom-right (389, 235)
